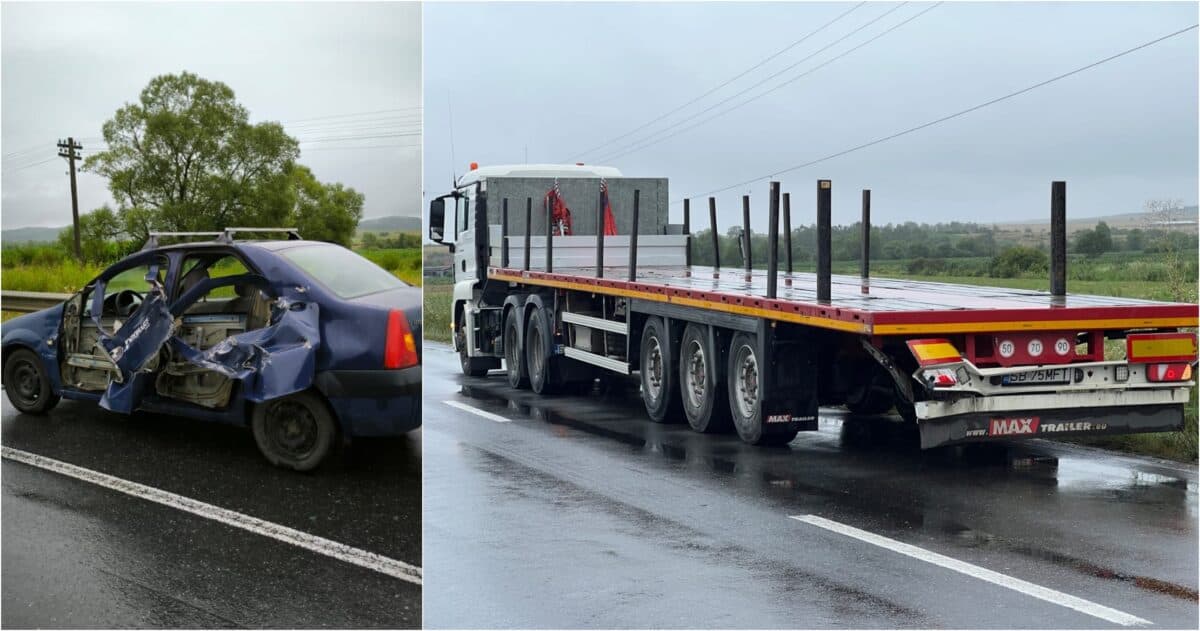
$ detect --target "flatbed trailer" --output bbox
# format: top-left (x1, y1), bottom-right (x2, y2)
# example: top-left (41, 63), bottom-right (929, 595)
top-left (430, 164), bottom-right (1198, 449)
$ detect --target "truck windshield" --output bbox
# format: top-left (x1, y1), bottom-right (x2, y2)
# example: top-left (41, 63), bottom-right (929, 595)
top-left (280, 244), bottom-right (409, 299)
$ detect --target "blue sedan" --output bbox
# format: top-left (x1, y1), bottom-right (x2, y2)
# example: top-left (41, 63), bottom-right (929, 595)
top-left (2, 232), bottom-right (421, 471)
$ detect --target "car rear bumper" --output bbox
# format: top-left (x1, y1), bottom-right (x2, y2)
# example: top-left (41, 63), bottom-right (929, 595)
top-left (314, 366), bottom-right (421, 437)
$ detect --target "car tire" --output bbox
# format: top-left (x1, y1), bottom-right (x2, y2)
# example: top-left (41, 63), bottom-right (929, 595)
top-left (678, 323), bottom-right (731, 433)
top-left (251, 390), bottom-right (338, 472)
top-left (640, 316), bottom-right (681, 423)
top-left (525, 306), bottom-right (557, 395)
top-left (503, 308), bottom-right (529, 389)
top-left (726, 332), bottom-right (797, 446)
top-left (3, 348), bottom-right (60, 414)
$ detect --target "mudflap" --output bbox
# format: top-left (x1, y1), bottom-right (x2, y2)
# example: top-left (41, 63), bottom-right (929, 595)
top-left (917, 403), bottom-right (1185, 449)
top-left (759, 323), bottom-right (819, 432)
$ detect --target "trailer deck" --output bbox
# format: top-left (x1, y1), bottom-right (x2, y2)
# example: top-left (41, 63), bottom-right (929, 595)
top-left (489, 265), bottom-right (1198, 335)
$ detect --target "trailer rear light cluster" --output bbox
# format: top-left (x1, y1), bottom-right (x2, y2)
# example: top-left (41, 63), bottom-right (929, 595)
top-left (385, 309), bottom-right (419, 369)
top-left (1145, 363), bottom-right (1193, 383)
top-left (922, 367), bottom-right (958, 387)
top-left (1127, 332), bottom-right (1197, 364)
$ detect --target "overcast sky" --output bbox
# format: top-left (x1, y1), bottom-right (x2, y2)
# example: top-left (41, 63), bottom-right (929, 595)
top-left (2, 1), bottom-right (421, 230)
top-left (424, 1), bottom-right (1198, 230)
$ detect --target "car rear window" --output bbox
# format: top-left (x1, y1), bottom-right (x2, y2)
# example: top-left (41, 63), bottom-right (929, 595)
top-left (280, 244), bottom-right (408, 299)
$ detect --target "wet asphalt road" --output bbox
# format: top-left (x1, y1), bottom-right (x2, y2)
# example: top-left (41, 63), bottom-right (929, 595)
top-left (1, 394), bottom-right (420, 628)
top-left (423, 342), bottom-right (1198, 629)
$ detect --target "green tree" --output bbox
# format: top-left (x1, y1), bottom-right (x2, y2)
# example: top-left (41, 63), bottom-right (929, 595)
top-left (57, 205), bottom-right (130, 262)
top-left (1125, 228), bottom-right (1145, 252)
top-left (990, 246), bottom-right (1048, 278)
top-left (83, 72), bottom-right (365, 246)
top-left (1075, 221), bottom-right (1113, 256)
top-left (288, 165), bottom-right (364, 245)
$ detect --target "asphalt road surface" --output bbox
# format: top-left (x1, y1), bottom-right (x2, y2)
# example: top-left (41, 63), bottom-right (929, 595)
top-left (423, 342), bottom-right (1198, 629)
top-left (1, 392), bottom-right (421, 629)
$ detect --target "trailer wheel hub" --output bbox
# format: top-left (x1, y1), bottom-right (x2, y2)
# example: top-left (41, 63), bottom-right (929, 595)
top-left (645, 337), bottom-right (664, 400)
top-left (685, 340), bottom-right (707, 409)
top-left (734, 345), bottom-right (759, 419)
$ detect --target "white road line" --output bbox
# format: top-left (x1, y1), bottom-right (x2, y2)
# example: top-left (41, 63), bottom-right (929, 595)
top-left (791, 515), bottom-right (1148, 627)
top-left (1, 446), bottom-right (422, 586)
top-left (443, 399), bottom-right (512, 423)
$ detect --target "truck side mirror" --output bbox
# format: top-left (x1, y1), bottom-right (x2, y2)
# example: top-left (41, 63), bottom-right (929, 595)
top-left (429, 198), bottom-right (446, 244)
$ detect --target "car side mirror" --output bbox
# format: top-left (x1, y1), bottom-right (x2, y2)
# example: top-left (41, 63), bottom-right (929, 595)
top-left (429, 198), bottom-right (446, 243)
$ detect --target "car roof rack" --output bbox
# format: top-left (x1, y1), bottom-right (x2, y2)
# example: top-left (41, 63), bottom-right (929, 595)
top-left (142, 228), bottom-right (302, 250)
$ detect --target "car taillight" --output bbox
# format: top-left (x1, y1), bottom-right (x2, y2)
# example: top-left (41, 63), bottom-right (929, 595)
top-left (385, 309), bottom-right (419, 369)
top-left (1146, 363), bottom-right (1193, 383)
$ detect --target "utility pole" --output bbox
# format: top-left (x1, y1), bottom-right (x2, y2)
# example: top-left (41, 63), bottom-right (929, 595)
top-left (57, 137), bottom-right (82, 259)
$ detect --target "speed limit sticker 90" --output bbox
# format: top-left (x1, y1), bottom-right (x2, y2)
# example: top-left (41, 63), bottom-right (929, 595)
top-left (1054, 337), bottom-right (1072, 356)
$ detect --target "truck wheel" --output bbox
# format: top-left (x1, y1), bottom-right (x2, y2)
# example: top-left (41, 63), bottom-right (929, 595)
top-left (503, 309), bottom-right (529, 389)
top-left (4, 348), bottom-right (60, 414)
top-left (844, 367), bottom-right (894, 416)
top-left (251, 390), bottom-right (337, 472)
top-left (678, 323), bottom-right (730, 433)
top-left (639, 316), bottom-right (681, 423)
top-left (456, 311), bottom-right (491, 377)
top-left (727, 332), bottom-right (798, 446)
top-left (525, 307), bottom-right (557, 395)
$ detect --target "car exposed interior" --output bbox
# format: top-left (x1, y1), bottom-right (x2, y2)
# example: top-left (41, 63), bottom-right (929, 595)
top-left (59, 251), bottom-right (272, 409)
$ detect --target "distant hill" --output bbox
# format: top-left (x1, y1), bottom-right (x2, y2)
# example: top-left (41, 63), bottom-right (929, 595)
top-left (2, 215), bottom-right (421, 244)
top-left (357, 215), bottom-right (421, 233)
top-left (1, 226), bottom-right (63, 244)
top-left (994, 206), bottom-right (1198, 232)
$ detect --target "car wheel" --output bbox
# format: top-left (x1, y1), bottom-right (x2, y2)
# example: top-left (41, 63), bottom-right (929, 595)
top-left (525, 306), bottom-right (557, 395)
top-left (251, 390), bottom-right (337, 472)
top-left (640, 316), bottom-right (681, 423)
top-left (3, 348), bottom-right (59, 414)
top-left (678, 323), bottom-right (730, 433)
top-left (504, 308), bottom-right (529, 389)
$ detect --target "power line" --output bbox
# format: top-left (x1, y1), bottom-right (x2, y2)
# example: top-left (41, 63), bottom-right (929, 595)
top-left (677, 22), bottom-right (1200, 204)
top-left (298, 131), bottom-right (421, 143)
top-left (302, 142), bottom-right (420, 152)
top-left (279, 107), bottom-right (422, 125)
top-left (8, 156), bottom-right (60, 171)
top-left (563, 1), bottom-right (868, 162)
top-left (597, 1), bottom-right (929, 164)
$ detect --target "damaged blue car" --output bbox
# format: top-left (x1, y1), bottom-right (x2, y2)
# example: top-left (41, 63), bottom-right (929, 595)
top-left (2, 229), bottom-right (421, 471)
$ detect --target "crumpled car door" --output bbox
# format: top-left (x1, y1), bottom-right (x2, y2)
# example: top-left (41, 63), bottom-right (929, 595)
top-left (167, 275), bottom-right (321, 403)
top-left (94, 265), bottom-right (176, 413)
top-left (97, 272), bottom-right (321, 413)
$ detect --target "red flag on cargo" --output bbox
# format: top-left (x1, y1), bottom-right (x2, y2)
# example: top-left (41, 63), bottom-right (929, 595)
top-left (544, 180), bottom-right (572, 235)
top-left (600, 179), bottom-right (618, 236)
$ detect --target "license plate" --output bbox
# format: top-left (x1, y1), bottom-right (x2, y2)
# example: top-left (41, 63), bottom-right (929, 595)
top-left (1001, 368), bottom-right (1071, 385)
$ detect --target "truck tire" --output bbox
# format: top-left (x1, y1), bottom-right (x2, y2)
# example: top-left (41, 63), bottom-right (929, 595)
top-left (678, 323), bottom-right (730, 433)
top-left (252, 389), bottom-right (337, 472)
top-left (844, 366), bottom-right (894, 416)
top-left (3, 348), bottom-right (60, 414)
top-left (525, 306), bottom-right (557, 395)
top-left (503, 309), bottom-right (529, 389)
top-left (727, 332), bottom-right (798, 446)
top-left (639, 316), bottom-right (681, 423)
top-left (456, 311), bottom-right (492, 377)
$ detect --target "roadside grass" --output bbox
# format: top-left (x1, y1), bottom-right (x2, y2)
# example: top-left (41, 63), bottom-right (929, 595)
top-left (423, 281), bottom-right (453, 343)
top-left (358, 248), bottom-right (422, 286)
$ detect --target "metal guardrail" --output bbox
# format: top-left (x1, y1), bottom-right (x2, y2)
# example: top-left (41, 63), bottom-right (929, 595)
top-left (0, 291), bottom-right (71, 313)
